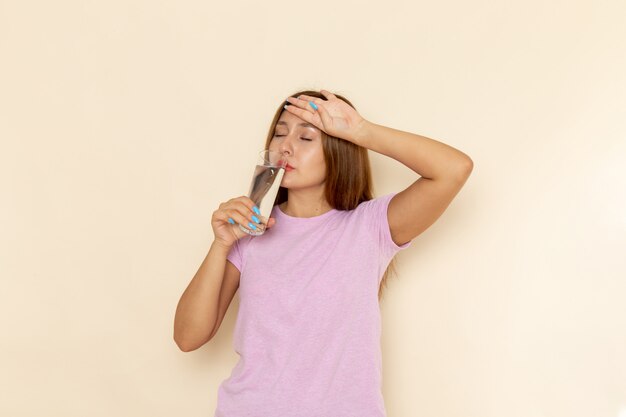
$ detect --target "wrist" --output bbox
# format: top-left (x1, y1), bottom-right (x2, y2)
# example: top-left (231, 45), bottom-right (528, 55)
top-left (211, 240), bottom-right (232, 253)
top-left (354, 119), bottom-right (375, 148)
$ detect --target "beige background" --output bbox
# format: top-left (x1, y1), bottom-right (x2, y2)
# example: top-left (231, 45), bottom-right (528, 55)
top-left (1, 0), bottom-right (625, 416)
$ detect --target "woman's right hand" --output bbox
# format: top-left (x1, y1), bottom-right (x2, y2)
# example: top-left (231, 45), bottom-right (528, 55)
top-left (211, 196), bottom-right (276, 248)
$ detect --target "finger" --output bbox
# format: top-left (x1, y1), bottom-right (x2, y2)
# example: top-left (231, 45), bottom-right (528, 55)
top-left (235, 201), bottom-right (262, 224)
top-left (314, 100), bottom-right (332, 128)
top-left (228, 207), bottom-right (254, 228)
top-left (216, 208), bottom-right (248, 229)
top-left (283, 105), bottom-right (323, 130)
top-left (295, 94), bottom-right (324, 104)
top-left (320, 89), bottom-right (336, 100)
top-left (222, 201), bottom-right (260, 227)
top-left (239, 196), bottom-right (259, 215)
top-left (229, 208), bottom-right (264, 232)
top-left (285, 96), bottom-right (316, 114)
top-left (227, 196), bottom-right (255, 215)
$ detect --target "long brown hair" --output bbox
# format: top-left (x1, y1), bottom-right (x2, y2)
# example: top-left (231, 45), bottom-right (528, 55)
top-left (263, 90), bottom-right (399, 302)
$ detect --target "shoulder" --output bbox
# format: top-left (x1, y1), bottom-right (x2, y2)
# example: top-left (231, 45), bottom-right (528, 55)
top-left (353, 193), bottom-right (395, 215)
top-left (342, 193), bottom-right (396, 231)
top-left (353, 192), bottom-right (413, 253)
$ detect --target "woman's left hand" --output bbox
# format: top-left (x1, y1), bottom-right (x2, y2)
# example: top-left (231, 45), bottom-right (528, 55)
top-left (283, 90), bottom-right (369, 145)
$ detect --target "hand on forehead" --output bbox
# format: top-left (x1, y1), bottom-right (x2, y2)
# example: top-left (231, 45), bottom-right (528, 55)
top-left (278, 110), bottom-right (321, 133)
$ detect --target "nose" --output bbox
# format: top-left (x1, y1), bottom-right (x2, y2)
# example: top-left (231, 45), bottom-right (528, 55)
top-left (277, 133), bottom-right (295, 156)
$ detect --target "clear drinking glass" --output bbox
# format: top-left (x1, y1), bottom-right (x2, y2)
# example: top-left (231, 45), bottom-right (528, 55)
top-left (237, 150), bottom-right (287, 236)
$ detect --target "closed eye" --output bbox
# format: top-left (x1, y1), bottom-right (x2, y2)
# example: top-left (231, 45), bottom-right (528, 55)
top-left (273, 135), bottom-right (312, 141)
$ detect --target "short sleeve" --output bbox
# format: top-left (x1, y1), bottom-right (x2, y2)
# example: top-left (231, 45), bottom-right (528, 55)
top-left (358, 192), bottom-right (413, 260)
top-left (226, 236), bottom-right (252, 273)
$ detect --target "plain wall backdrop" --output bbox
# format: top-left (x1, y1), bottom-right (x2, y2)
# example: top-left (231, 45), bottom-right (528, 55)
top-left (1, 0), bottom-right (625, 416)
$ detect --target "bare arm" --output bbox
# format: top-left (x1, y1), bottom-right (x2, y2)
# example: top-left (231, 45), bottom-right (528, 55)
top-left (174, 195), bottom-right (275, 352)
top-left (355, 120), bottom-right (473, 246)
top-left (282, 92), bottom-right (472, 246)
top-left (173, 241), bottom-right (233, 352)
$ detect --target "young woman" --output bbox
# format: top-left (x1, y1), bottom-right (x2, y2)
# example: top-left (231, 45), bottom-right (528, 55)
top-left (174, 89), bottom-right (473, 416)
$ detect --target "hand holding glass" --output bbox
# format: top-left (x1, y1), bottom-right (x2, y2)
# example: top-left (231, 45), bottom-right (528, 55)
top-left (236, 150), bottom-right (287, 236)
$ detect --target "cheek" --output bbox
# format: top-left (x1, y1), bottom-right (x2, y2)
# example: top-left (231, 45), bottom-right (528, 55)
top-left (300, 148), bottom-right (323, 166)
top-left (308, 148), bottom-right (324, 164)
top-left (313, 155), bottom-right (327, 179)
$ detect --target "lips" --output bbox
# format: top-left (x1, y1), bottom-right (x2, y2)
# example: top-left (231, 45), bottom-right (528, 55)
top-left (278, 160), bottom-right (294, 170)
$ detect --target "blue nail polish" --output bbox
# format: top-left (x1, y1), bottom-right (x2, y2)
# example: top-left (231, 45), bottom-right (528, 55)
top-left (248, 222), bottom-right (257, 230)
top-left (309, 101), bottom-right (318, 110)
top-left (252, 215), bottom-right (260, 224)
top-left (228, 218), bottom-right (235, 224)
top-left (253, 206), bottom-right (261, 215)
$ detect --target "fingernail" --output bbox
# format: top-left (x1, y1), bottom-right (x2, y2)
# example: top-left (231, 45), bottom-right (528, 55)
top-left (228, 218), bottom-right (235, 225)
top-left (252, 215), bottom-right (260, 224)
top-left (253, 206), bottom-right (261, 215)
top-left (309, 101), bottom-right (318, 110)
top-left (248, 222), bottom-right (257, 230)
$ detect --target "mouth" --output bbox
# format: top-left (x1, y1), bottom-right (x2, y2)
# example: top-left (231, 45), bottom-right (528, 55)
top-left (278, 160), bottom-right (295, 170)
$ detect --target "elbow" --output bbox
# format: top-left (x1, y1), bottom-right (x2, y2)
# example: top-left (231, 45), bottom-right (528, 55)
top-left (461, 155), bottom-right (473, 173)
top-left (175, 339), bottom-right (194, 352)
top-left (455, 157), bottom-right (474, 181)
top-left (175, 338), bottom-right (201, 352)
top-left (174, 331), bottom-right (198, 352)
top-left (174, 332), bottom-right (207, 352)
top-left (174, 334), bottom-right (191, 352)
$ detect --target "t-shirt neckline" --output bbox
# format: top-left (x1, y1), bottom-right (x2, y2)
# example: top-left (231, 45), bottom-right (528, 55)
top-left (274, 204), bottom-right (339, 222)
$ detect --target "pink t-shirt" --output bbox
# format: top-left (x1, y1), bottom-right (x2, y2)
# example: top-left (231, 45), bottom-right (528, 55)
top-left (215, 192), bottom-right (412, 417)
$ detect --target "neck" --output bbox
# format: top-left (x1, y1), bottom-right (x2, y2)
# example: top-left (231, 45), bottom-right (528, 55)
top-left (280, 191), bottom-right (333, 218)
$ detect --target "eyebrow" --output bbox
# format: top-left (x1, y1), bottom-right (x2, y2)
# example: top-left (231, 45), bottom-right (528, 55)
top-left (276, 121), bottom-right (318, 129)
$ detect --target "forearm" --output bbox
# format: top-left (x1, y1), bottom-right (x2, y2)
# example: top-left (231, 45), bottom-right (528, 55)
top-left (355, 120), bottom-right (473, 180)
top-left (173, 241), bottom-right (230, 351)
